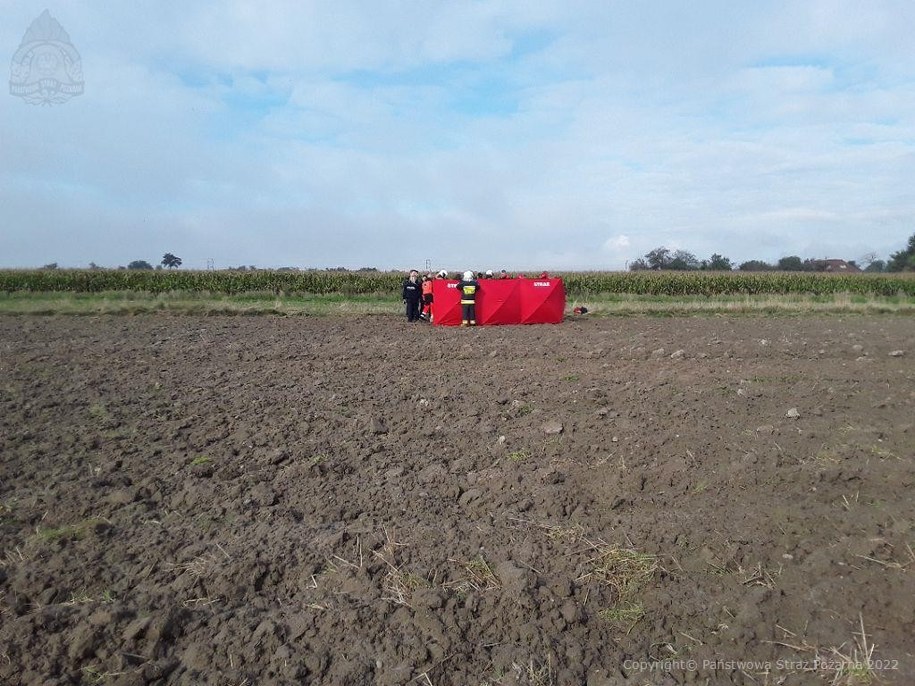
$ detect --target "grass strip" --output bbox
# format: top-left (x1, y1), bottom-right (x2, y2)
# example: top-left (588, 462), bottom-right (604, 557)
top-left (0, 291), bottom-right (912, 316)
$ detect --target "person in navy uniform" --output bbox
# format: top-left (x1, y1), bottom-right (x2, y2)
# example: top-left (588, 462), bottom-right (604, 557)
top-left (457, 270), bottom-right (480, 326)
top-left (402, 269), bottom-right (423, 322)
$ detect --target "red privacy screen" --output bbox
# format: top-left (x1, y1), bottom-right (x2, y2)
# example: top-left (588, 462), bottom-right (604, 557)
top-left (431, 278), bottom-right (566, 326)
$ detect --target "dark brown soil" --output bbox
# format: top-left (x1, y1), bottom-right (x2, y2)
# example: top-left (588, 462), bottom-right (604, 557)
top-left (1, 315), bottom-right (913, 685)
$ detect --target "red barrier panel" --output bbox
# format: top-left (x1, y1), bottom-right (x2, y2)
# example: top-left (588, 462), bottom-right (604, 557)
top-left (521, 278), bottom-right (566, 324)
top-left (431, 279), bottom-right (565, 326)
top-left (431, 280), bottom-right (463, 326)
top-left (478, 279), bottom-right (521, 325)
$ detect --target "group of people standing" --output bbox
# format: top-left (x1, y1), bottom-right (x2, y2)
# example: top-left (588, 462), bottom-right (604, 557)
top-left (401, 268), bottom-right (511, 325)
top-left (401, 269), bottom-right (447, 322)
top-left (400, 269), bottom-right (434, 323)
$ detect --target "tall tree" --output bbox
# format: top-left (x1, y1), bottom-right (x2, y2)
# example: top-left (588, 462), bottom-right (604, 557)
top-left (701, 254), bottom-right (733, 271)
top-left (887, 233), bottom-right (915, 272)
top-left (777, 256), bottom-right (805, 271)
top-left (644, 247), bottom-right (672, 270)
top-left (127, 260), bottom-right (154, 270)
top-left (668, 250), bottom-right (700, 270)
top-left (628, 258), bottom-right (650, 271)
top-left (738, 260), bottom-right (774, 272)
top-left (161, 253), bottom-right (182, 269)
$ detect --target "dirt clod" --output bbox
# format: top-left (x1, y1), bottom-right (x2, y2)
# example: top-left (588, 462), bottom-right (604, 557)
top-left (542, 420), bottom-right (564, 435)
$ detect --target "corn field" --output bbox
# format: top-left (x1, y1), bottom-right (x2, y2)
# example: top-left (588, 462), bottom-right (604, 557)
top-left (560, 271), bottom-right (915, 297)
top-left (0, 269), bottom-right (913, 297)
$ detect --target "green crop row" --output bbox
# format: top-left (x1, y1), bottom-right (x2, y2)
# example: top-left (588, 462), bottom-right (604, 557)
top-left (0, 269), bottom-right (402, 296)
top-left (0, 269), bottom-right (913, 297)
top-left (560, 271), bottom-right (915, 297)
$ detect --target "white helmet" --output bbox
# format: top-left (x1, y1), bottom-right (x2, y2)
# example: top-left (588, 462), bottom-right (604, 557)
top-left (485, 269), bottom-right (493, 276)
top-left (438, 270), bottom-right (447, 278)
top-left (463, 270), bottom-right (474, 280)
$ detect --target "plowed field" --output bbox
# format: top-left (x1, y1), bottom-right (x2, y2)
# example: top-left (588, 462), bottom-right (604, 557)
top-left (1, 315), bottom-right (913, 685)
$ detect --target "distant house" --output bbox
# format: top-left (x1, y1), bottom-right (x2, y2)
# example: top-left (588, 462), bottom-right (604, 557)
top-left (810, 259), bottom-right (861, 273)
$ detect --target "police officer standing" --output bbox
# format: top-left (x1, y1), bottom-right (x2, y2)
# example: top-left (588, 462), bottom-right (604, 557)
top-left (402, 269), bottom-right (423, 322)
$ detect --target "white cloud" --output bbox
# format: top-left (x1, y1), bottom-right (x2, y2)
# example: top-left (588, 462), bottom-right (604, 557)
top-left (2, 1), bottom-right (914, 270)
top-left (602, 235), bottom-right (630, 252)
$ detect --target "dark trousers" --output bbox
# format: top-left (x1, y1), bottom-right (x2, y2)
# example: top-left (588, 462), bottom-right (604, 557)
top-left (405, 298), bottom-right (422, 321)
top-left (461, 303), bottom-right (476, 324)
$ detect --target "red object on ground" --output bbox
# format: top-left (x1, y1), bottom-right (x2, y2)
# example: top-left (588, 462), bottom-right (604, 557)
top-left (431, 278), bottom-right (566, 326)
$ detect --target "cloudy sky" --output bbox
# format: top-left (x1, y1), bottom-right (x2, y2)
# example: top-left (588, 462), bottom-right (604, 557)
top-left (2, 1), bottom-right (914, 270)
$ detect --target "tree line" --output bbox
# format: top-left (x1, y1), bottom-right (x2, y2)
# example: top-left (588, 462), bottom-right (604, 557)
top-left (35, 234), bottom-right (915, 274)
top-left (629, 234), bottom-right (915, 273)
top-left (41, 257), bottom-right (384, 272)
top-left (628, 233), bottom-right (915, 272)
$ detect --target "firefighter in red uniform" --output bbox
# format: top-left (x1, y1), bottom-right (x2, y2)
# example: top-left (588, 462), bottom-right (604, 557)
top-left (457, 270), bottom-right (480, 326)
top-left (420, 273), bottom-right (434, 321)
